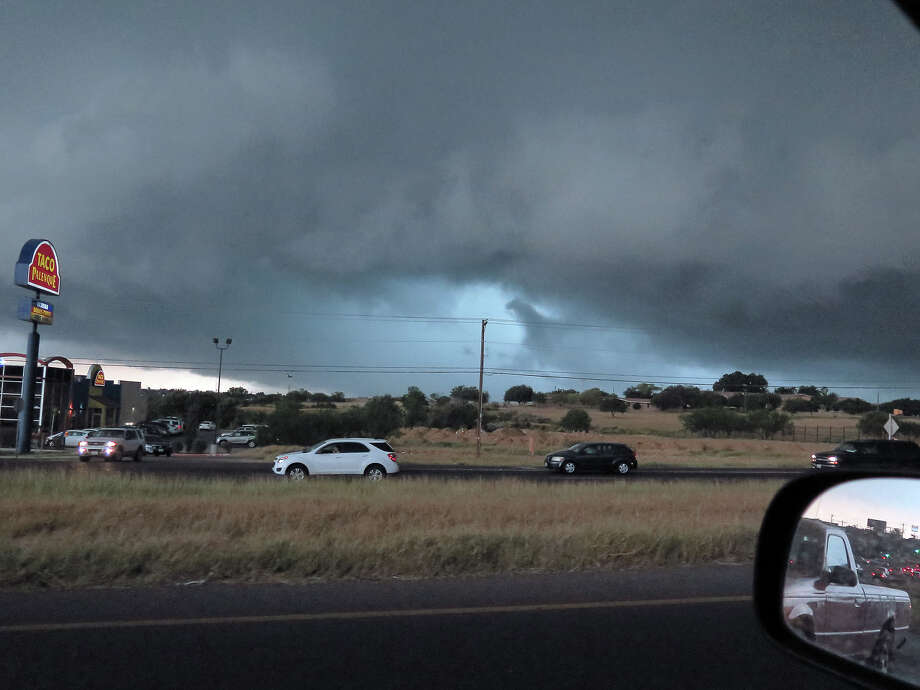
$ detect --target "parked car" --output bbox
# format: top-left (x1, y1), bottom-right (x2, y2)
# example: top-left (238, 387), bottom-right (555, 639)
top-left (811, 440), bottom-right (920, 470)
top-left (43, 431), bottom-right (65, 448)
top-left (544, 442), bottom-right (638, 475)
top-left (198, 421), bottom-right (216, 431)
top-left (784, 518), bottom-right (911, 669)
top-left (138, 422), bottom-right (173, 457)
top-left (152, 417), bottom-right (184, 435)
top-left (59, 429), bottom-right (95, 448)
top-left (78, 427), bottom-right (146, 462)
top-left (273, 438), bottom-right (399, 480)
top-left (217, 428), bottom-right (257, 449)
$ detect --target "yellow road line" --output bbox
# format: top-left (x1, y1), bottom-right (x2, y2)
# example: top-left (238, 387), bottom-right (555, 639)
top-left (0, 595), bottom-right (751, 633)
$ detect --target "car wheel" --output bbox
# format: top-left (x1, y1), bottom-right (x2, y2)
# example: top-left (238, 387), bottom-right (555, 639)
top-left (247, 440), bottom-right (256, 448)
top-left (364, 464), bottom-right (386, 481)
top-left (219, 440), bottom-right (230, 450)
top-left (133, 447), bottom-right (144, 462)
top-left (153, 449), bottom-right (160, 457)
top-left (868, 624), bottom-right (894, 673)
top-left (615, 461), bottom-right (631, 475)
top-left (562, 460), bottom-right (577, 474)
top-left (165, 449), bottom-right (172, 457)
top-left (286, 465), bottom-right (308, 480)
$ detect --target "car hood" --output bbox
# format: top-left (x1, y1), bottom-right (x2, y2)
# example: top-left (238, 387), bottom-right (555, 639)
top-left (546, 449), bottom-right (576, 457)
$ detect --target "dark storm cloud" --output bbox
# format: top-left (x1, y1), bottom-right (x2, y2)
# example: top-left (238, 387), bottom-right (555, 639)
top-left (2, 0), bottom-right (920, 393)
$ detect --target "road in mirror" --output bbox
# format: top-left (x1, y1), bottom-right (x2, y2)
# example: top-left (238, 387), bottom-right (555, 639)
top-left (784, 478), bottom-right (920, 685)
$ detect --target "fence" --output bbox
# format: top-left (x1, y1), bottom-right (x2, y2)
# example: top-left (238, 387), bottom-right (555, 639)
top-left (777, 426), bottom-right (918, 443)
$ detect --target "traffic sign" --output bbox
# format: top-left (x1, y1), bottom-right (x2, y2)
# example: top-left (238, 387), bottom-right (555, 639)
top-left (884, 414), bottom-right (899, 440)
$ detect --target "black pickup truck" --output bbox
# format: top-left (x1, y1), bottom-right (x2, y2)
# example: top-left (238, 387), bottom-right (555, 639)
top-left (811, 440), bottom-right (920, 470)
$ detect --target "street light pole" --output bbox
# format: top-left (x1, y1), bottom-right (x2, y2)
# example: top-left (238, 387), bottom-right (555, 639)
top-left (213, 337), bottom-right (232, 395)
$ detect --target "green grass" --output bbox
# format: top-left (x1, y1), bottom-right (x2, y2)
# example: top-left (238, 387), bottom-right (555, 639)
top-left (0, 469), bottom-right (779, 589)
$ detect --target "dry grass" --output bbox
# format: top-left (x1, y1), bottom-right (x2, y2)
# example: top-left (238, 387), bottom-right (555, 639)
top-left (0, 469), bottom-right (777, 589)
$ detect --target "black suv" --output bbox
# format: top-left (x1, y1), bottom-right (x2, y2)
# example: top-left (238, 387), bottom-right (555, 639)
top-left (138, 422), bottom-right (173, 457)
top-left (811, 439), bottom-right (920, 470)
top-left (545, 442), bottom-right (638, 475)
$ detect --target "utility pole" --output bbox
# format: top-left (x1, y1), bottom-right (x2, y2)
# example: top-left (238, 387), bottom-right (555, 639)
top-left (477, 319), bottom-right (487, 458)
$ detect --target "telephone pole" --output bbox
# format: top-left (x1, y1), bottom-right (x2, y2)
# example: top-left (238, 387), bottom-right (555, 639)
top-left (477, 319), bottom-right (487, 458)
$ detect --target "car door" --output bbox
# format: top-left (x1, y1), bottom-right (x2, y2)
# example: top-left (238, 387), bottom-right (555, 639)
top-left (822, 533), bottom-right (866, 657)
top-left (313, 443), bottom-right (347, 474)
top-left (339, 442), bottom-right (371, 473)
top-left (579, 444), bottom-right (601, 470)
top-left (597, 444), bottom-right (616, 471)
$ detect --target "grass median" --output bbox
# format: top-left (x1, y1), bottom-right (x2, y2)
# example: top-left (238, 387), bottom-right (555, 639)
top-left (0, 469), bottom-right (780, 589)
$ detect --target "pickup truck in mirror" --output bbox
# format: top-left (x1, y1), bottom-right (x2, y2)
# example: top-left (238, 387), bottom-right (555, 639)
top-left (756, 473), bottom-right (920, 689)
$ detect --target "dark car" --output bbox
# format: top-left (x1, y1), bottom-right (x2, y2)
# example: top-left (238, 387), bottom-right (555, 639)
top-left (545, 442), bottom-right (638, 475)
top-left (138, 422), bottom-right (173, 457)
top-left (811, 440), bottom-right (920, 470)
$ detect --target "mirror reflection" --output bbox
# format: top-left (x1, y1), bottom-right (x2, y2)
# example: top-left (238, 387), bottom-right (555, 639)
top-left (784, 478), bottom-right (920, 684)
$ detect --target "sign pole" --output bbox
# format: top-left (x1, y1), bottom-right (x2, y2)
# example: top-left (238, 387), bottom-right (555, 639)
top-left (15, 319), bottom-right (40, 453)
top-left (12, 239), bottom-right (61, 453)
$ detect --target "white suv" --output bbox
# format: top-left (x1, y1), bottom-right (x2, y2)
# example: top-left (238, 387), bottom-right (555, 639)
top-left (273, 438), bottom-right (399, 481)
top-left (78, 427), bottom-right (146, 462)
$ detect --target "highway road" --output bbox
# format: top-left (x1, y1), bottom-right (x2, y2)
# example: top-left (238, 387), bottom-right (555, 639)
top-left (0, 566), bottom-right (850, 690)
top-left (0, 454), bottom-right (805, 481)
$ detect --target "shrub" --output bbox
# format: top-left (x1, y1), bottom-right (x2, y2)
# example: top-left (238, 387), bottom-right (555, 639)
top-left (451, 386), bottom-right (487, 403)
top-left (680, 408), bottom-right (750, 436)
top-left (859, 411), bottom-right (888, 436)
top-left (599, 396), bottom-right (627, 415)
top-left (837, 398), bottom-right (873, 415)
top-left (747, 410), bottom-right (792, 439)
top-left (578, 388), bottom-right (609, 407)
top-left (783, 398), bottom-right (819, 413)
top-left (560, 409), bottom-right (591, 432)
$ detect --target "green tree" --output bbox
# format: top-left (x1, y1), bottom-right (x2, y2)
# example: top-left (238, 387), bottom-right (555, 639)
top-left (747, 410), bottom-right (792, 439)
top-left (548, 388), bottom-right (579, 405)
top-left (623, 383), bottom-right (660, 399)
top-left (504, 385), bottom-right (535, 403)
top-left (451, 385), bottom-right (487, 403)
top-left (401, 386), bottom-right (430, 427)
top-left (774, 387), bottom-right (797, 395)
top-left (362, 396), bottom-right (405, 437)
top-left (837, 398), bottom-right (873, 415)
top-left (797, 386), bottom-right (822, 397)
top-left (713, 371), bottom-right (768, 393)
top-left (783, 398), bottom-right (819, 413)
top-left (578, 388), bottom-right (609, 407)
top-left (651, 386), bottom-right (702, 410)
top-left (599, 396), bottom-right (627, 416)
top-left (698, 391), bottom-right (727, 408)
top-left (560, 409), bottom-right (591, 432)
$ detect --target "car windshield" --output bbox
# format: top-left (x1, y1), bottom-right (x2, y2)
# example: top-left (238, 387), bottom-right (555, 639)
top-left (88, 429), bottom-right (124, 439)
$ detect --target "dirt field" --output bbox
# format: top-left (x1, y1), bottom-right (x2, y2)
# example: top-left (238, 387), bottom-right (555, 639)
top-left (391, 427), bottom-right (827, 468)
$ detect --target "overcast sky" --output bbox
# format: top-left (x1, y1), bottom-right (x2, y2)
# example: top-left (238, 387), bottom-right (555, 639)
top-left (2, 1), bottom-right (920, 399)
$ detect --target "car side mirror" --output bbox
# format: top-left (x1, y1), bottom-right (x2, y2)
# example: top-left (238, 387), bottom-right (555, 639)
top-left (755, 472), bottom-right (919, 688)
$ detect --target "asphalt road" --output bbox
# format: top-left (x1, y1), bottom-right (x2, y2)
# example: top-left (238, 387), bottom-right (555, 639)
top-left (0, 566), bottom-right (853, 690)
top-left (0, 454), bottom-right (805, 482)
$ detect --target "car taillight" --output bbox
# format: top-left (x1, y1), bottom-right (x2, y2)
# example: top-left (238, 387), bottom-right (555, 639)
top-left (388, 452), bottom-right (398, 462)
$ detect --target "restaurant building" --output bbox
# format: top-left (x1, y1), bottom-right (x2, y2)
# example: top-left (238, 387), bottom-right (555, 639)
top-left (0, 353), bottom-right (146, 447)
